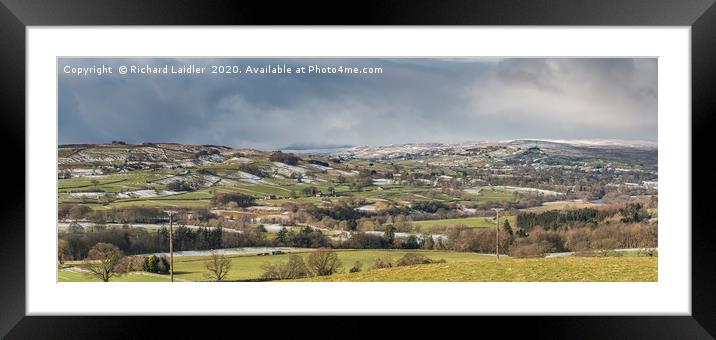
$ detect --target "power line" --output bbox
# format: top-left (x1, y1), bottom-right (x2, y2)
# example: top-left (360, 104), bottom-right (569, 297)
top-left (164, 210), bottom-right (179, 282)
top-left (492, 208), bottom-right (504, 260)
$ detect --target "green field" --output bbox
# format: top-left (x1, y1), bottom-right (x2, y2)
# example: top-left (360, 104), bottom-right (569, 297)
top-left (58, 164), bottom-right (513, 210)
top-left (169, 249), bottom-right (486, 281)
top-left (58, 249), bottom-right (657, 282)
top-left (58, 270), bottom-right (171, 282)
top-left (524, 200), bottom-right (600, 212)
top-left (59, 171), bottom-right (175, 194)
top-left (474, 187), bottom-right (514, 202)
top-left (108, 199), bottom-right (210, 208)
top-left (413, 216), bottom-right (517, 231)
top-left (293, 256), bottom-right (658, 282)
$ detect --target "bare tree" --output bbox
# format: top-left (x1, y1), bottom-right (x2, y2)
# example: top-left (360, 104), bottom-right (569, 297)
top-left (58, 239), bottom-right (71, 264)
top-left (204, 250), bottom-right (232, 282)
top-left (261, 254), bottom-right (310, 280)
top-left (82, 242), bottom-right (123, 282)
top-left (306, 249), bottom-right (342, 276)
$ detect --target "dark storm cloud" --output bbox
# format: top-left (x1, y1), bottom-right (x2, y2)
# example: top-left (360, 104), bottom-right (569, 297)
top-left (58, 57), bottom-right (657, 149)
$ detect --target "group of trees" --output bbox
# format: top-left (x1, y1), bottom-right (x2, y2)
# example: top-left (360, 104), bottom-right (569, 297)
top-left (59, 205), bottom-right (167, 224)
top-left (274, 226), bottom-right (330, 248)
top-left (142, 255), bottom-right (171, 274)
top-left (259, 250), bottom-right (446, 281)
top-left (59, 223), bottom-right (335, 260)
top-left (166, 180), bottom-right (193, 192)
top-left (61, 205), bottom-right (656, 265)
top-left (237, 163), bottom-right (267, 177)
top-left (59, 205), bottom-right (225, 226)
top-left (333, 226), bottom-right (430, 250)
top-left (260, 249), bottom-right (342, 280)
top-left (269, 151), bottom-right (300, 165)
top-left (410, 200), bottom-right (450, 214)
top-left (77, 242), bottom-right (233, 282)
top-left (281, 200), bottom-right (367, 225)
top-left (444, 221), bottom-right (657, 258)
top-left (211, 193), bottom-right (255, 208)
top-left (259, 249), bottom-right (445, 281)
top-left (516, 203), bottom-right (651, 231)
top-left (440, 204), bottom-right (656, 258)
top-left (59, 225), bottom-right (224, 260)
top-left (278, 197), bottom-right (553, 235)
top-left (61, 198), bottom-right (657, 272)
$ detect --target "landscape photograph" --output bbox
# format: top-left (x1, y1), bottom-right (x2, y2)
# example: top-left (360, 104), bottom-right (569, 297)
top-left (57, 57), bottom-right (658, 282)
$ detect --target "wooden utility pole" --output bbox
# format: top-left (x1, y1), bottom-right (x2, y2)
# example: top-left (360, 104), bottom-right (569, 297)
top-left (165, 210), bottom-right (178, 282)
top-left (492, 208), bottom-right (503, 260)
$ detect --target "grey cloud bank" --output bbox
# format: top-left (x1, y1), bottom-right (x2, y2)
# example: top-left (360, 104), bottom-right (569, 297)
top-left (58, 58), bottom-right (657, 150)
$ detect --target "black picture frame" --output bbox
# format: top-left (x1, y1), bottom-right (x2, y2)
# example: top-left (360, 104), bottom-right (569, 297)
top-left (1, 0), bottom-right (714, 338)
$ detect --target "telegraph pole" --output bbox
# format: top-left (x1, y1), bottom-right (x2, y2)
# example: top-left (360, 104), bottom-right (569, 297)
top-left (164, 210), bottom-right (178, 282)
top-left (492, 208), bottom-right (504, 260)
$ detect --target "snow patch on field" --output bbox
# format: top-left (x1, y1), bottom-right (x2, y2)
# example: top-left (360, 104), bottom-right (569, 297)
top-left (237, 171), bottom-right (261, 180)
top-left (58, 222), bottom-right (241, 233)
top-left (260, 224), bottom-right (296, 233)
top-left (356, 204), bottom-right (378, 212)
top-left (115, 190), bottom-right (187, 199)
top-left (63, 168), bottom-right (105, 178)
top-left (68, 189), bottom-right (188, 200)
top-left (143, 247), bottom-right (301, 257)
top-left (226, 157), bottom-right (253, 164)
top-left (372, 178), bottom-right (394, 186)
top-left (364, 230), bottom-right (447, 241)
top-left (271, 162), bottom-right (308, 176)
top-left (305, 164), bottom-right (332, 172)
top-left (68, 192), bottom-right (105, 198)
top-left (327, 169), bottom-right (355, 176)
top-left (247, 206), bottom-right (283, 212)
top-left (234, 171), bottom-right (263, 184)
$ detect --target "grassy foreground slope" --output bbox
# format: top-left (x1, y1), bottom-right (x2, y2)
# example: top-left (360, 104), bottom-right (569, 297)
top-left (291, 256), bottom-right (657, 282)
top-left (58, 250), bottom-right (657, 282)
top-left (58, 249), bottom-right (489, 282)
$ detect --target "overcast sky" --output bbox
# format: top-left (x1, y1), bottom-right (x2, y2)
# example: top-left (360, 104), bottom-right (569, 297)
top-left (58, 58), bottom-right (657, 150)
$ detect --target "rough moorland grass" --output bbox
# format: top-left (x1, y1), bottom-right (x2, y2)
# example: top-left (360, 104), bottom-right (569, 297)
top-left (291, 256), bottom-right (658, 282)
